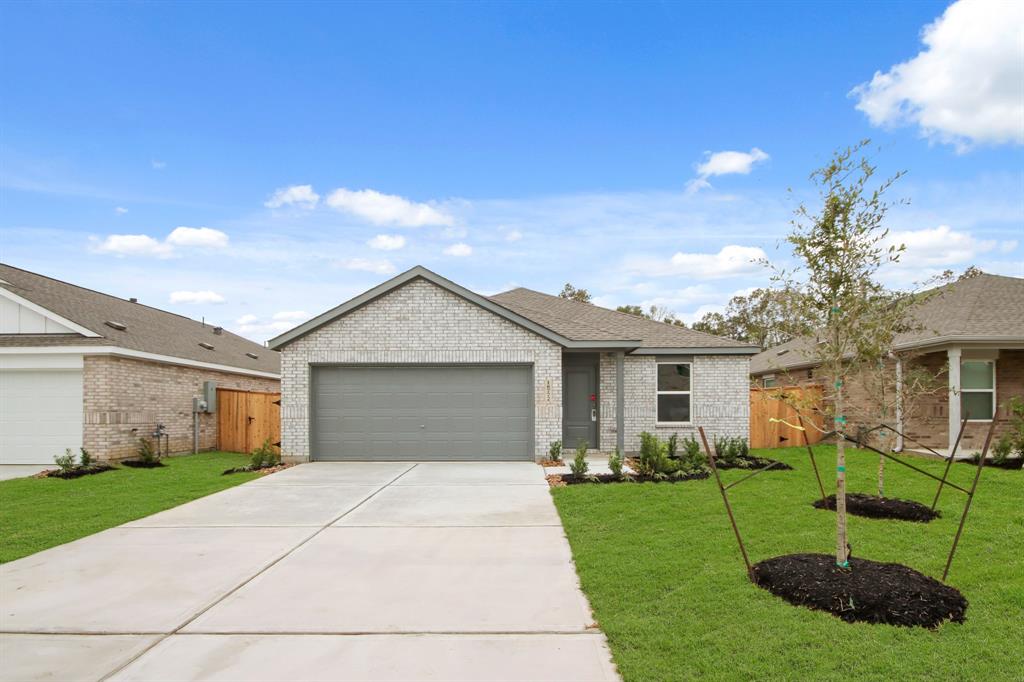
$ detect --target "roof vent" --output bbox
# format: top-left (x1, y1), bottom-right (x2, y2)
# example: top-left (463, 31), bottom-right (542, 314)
top-left (129, 297), bottom-right (138, 303)
top-left (246, 352), bottom-right (259, 360)
top-left (104, 320), bottom-right (127, 331)
top-left (776, 349), bottom-right (789, 356)
top-left (199, 342), bottom-right (215, 350)
top-left (213, 326), bottom-right (223, 335)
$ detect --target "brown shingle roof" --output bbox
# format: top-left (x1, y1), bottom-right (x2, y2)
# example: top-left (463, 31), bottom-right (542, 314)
top-left (750, 273), bottom-right (1024, 375)
top-left (0, 263), bottom-right (280, 375)
top-left (490, 287), bottom-right (756, 349)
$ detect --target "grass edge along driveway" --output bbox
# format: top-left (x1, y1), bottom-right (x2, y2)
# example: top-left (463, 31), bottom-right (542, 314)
top-left (0, 452), bottom-right (257, 563)
top-left (551, 445), bottom-right (1024, 682)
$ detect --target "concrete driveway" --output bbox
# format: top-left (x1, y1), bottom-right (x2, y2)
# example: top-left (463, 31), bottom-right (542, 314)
top-left (0, 462), bottom-right (618, 681)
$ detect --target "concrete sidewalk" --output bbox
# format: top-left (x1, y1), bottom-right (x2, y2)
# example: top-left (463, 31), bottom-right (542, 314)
top-left (0, 461), bottom-right (618, 681)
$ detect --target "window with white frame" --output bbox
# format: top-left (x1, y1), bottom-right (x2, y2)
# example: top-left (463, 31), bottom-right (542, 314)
top-left (656, 362), bottom-right (691, 424)
top-left (762, 375), bottom-right (778, 388)
top-left (960, 360), bottom-right (995, 421)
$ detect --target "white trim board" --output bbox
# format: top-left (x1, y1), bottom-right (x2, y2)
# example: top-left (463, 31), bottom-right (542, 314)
top-left (0, 346), bottom-right (280, 379)
top-left (0, 287), bottom-right (101, 337)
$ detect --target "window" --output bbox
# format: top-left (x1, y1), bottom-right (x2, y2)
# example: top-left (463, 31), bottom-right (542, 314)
top-left (960, 360), bottom-right (995, 421)
top-left (762, 375), bottom-right (778, 388)
top-left (656, 362), bottom-right (691, 424)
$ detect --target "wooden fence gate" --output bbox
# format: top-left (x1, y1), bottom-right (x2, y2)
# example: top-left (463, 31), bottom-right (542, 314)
top-left (217, 389), bottom-right (281, 454)
top-left (749, 386), bottom-right (824, 449)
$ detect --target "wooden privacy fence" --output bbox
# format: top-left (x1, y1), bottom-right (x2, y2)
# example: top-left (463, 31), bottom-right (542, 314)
top-left (750, 385), bottom-right (824, 449)
top-left (217, 389), bottom-right (281, 454)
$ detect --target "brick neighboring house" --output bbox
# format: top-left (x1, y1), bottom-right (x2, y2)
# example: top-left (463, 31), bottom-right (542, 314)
top-left (0, 264), bottom-right (280, 464)
top-left (750, 273), bottom-right (1024, 455)
top-left (270, 266), bottom-right (757, 463)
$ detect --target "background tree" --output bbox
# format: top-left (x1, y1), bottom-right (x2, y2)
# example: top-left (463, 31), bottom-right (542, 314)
top-left (616, 304), bottom-right (686, 327)
top-left (774, 140), bottom-right (918, 568)
top-left (559, 283), bottom-right (592, 303)
top-left (692, 288), bottom-right (809, 348)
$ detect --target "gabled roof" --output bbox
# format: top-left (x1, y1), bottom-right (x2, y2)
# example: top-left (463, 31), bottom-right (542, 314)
top-left (750, 273), bottom-right (1024, 375)
top-left (269, 265), bottom-right (759, 354)
top-left (0, 263), bottom-right (280, 376)
top-left (490, 287), bottom-right (758, 351)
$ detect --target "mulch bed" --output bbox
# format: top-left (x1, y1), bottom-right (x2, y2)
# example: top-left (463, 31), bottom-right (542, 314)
top-left (120, 459), bottom-right (166, 468)
top-left (223, 463), bottom-right (295, 476)
top-left (959, 457), bottom-right (1023, 470)
top-left (36, 463), bottom-right (117, 479)
top-left (713, 455), bottom-right (793, 471)
top-left (547, 471), bottom-right (709, 487)
top-left (752, 553), bottom-right (967, 628)
top-left (813, 493), bottom-right (939, 523)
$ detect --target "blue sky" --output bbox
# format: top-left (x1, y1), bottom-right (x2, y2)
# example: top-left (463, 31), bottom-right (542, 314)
top-left (2, 0), bottom-right (1021, 341)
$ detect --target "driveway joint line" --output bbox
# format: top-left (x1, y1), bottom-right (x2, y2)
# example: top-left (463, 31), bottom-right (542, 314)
top-left (98, 463), bottom-right (420, 681)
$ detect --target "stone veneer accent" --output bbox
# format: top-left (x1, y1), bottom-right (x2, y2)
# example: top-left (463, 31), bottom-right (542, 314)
top-left (599, 353), bottom-right (751, 452)
top-left (83, 355), bottom-right (280, 460)
top-left (279, 279), bottom-right (563, 461)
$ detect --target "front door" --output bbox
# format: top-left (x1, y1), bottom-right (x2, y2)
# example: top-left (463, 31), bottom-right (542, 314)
top-left (563, 361), bottom-right (598, 450)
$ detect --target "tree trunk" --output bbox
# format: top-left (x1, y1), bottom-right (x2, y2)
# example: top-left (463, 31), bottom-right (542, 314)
top-left (835, 388), bottom-right (848, 567)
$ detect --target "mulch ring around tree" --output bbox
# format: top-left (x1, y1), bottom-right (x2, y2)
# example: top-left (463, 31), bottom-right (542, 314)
top-left (547, 471), bottom-right (709, 487)
top-left (712, 455), bottom-right (793, 471)
top-left (37, 463), bottom-right (117, 479)
top-left (752, 553), bottom-right (967, 628)
top-left (959, 457), bottom-right (1023, 470)
top-left (813, 493), bottom-right (939, 522)
top-left (119, 459), bottom-right (166, 469)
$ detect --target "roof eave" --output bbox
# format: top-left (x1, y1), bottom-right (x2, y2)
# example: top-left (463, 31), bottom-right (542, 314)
top-left (632, 346), bottom-right (761, 356)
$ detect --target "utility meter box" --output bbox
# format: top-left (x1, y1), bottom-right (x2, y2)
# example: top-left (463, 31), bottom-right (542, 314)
top-left (202, 381), bottom-right (217, 413)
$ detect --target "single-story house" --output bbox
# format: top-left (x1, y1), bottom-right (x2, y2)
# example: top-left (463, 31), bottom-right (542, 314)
top-left (750, 273), bottom-right (1024, 455)
top-left (269, 266), bottom-right (758, 462)
top-left (0, 263), bottom-right (280, 464)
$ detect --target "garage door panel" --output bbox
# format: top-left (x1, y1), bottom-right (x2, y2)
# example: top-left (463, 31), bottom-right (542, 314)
top-left (0, 369), bottom-right (84, 465)
top-left (311, 365), bottom-right (532, 461)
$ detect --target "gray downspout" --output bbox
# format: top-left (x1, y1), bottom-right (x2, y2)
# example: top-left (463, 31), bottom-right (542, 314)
top-left (616, 351), bottom-right (625, 453)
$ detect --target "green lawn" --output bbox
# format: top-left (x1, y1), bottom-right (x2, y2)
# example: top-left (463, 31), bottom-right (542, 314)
top-left (0, 452), bottom-right (258, 563)
top-left (551, 446), bottom-right (1024, 682)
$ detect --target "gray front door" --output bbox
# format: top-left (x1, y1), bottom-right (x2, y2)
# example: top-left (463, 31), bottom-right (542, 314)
top-left (310, 365), bottom-right (533, 461)
top-left (563, 362), bottom-right (598, 450)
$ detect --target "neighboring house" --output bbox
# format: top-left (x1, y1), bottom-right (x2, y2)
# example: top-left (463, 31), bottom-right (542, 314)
top-left (750, 273), bottom-right (1024, 454)
top-left (269, 266), bottom-right (758, 462)
top-left (0, 264), bottom-right (280, 464)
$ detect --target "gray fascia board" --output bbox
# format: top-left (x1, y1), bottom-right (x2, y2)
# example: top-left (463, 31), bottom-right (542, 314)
top-left (891, 334), bottom-right (1024, 352)
top-left (631, 346), bottom-right (761, 355)
top-left (269, 266), bottom-right (582, 350)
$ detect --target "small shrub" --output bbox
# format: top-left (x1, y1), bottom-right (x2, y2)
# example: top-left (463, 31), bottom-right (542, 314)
top-left (136, 437), bottom-right (159, 464)
top-left (569, 440), bottom-right (590, 477)
top-left (1007, 396), bottom-right (1024, 458)
top-left (608, 448), bottom-right (624, 479)
top-left (249, 439), bottom-right (280, 469)
top-left (636, 432), bottom-right (677, 479)
top-left (548, 440), bottom-right (563, 463)
top-left (78, 447), bottom-right (93, 468)
top-left (991, 435), bottom-right (1013, 465)
top-left (54, 449), bottom-right (77, 474)
top-left (666, 434), bottom-right (679, 460)
top-left (713, 435), bottom-right (742, 465)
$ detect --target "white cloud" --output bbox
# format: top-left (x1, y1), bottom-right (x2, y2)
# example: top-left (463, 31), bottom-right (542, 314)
top-left (443, 242), bottom-right (473, 257)
top-left (151, 159), bottom-right (166, 170)
top-left (336, 257), bottom-right (397, 275)
top-left (272, 310), bottom-right (309, 321)
top-left (169, 290), bottom-right (225, 304)
top-left (264, 184), bottom-right (320, 209)
top-left (625, 245), bottom-right (766, 279)
top-left (505, 229), bottom-right (523, 242)
top-left (850, 0), bottom-right (1024, 150)
top-left (236, 314), bottom-right (259, 325)
top-left (885, 224), bottom-right (996, 266)
top-left (326, 188), bottom-right (454, 227)
top-left (367, 234), bottom-right (406, 251)
top-left (93, 234), bottom-right (175, 258)
top-left (441, 225), bottom-right (468, 239)
top-left (166, 226), bottom-right (229, 249)
top-left (114, 206), bottom-right (128, 215)
top-left (686, 148), bottom-right (770, 193)
top-left (1000, 240), bottom-right (1019, 253)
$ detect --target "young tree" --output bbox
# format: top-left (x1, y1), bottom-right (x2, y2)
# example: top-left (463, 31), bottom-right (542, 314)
top-left (559, 283), bottom-right (592, 303)
top-left (616, 304), bottom-right (686, 327)
top-left (775, 140), bottom-right (915, 567)
top-left (692, 288), bottom-right (809, 348)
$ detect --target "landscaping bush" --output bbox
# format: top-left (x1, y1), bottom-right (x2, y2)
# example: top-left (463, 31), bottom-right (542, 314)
top-left (46, 447), bottom-right (114, 479)
top-left (569, 440), bottom-right (590, 478)
top-left (666, 434), bottom-right (679, 460)
top-left (78, 448), bottom-right (93, 467)
top-left (548, 439), bottom-right (563, 463)
top-left (249, 438), bottom-right (281, 469)
top-left (992, 435), bottom-right (1014, 466)
top-left (608, 448), bottom-right (624, 479)
top-left (54, 449), bottom-right (76, 475)
top-left (137, 438), bottom-right (160, 465)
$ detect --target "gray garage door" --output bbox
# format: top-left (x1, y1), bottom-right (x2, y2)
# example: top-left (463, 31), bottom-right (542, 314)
top-left (311, 365), bottom-right (533, 461)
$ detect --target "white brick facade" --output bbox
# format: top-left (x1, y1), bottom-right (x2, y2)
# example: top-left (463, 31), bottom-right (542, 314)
top-left (280, 278), bottom-right (750, 461)
top-left (280, 279), bottom-right (563, 461)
